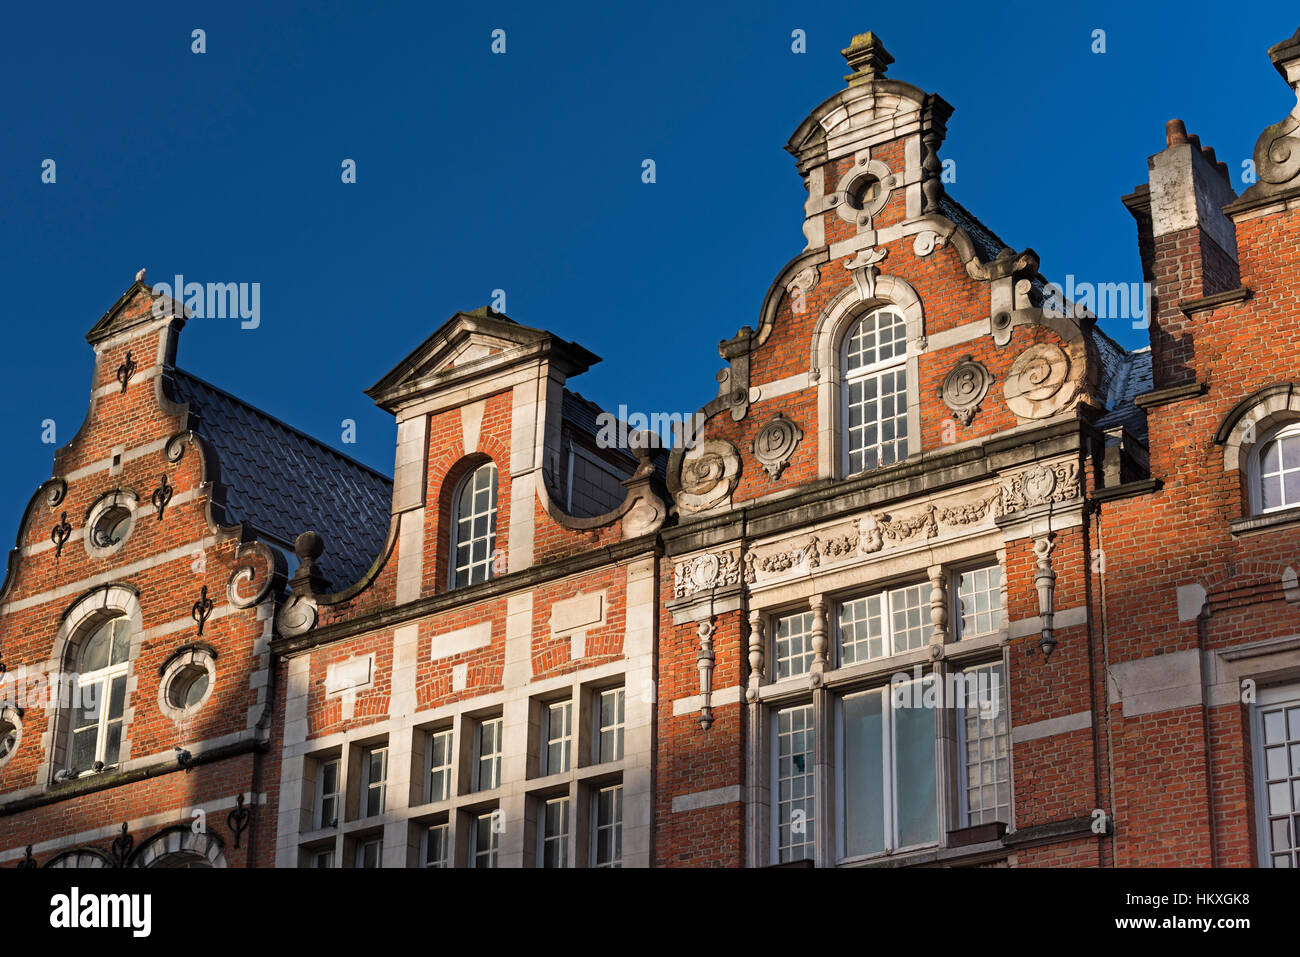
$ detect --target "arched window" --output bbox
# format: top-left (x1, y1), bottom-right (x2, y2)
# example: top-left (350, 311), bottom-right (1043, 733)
top-left (69, 615), bottom-right (131, 775)
top-left (1253, 423), bottom-right (1300, 514)
top-left (841, 306), bottom-right (909, 475)
top-left (450, 462), bottom-right (498, 588)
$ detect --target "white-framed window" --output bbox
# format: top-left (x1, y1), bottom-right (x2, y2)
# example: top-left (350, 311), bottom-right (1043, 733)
top-left (471, 810), bottom-right (500, 868)
top-left (315, 758), bottom-right (340, 829)
top-left (311, 848), bottom-right (334, 868)
top-left (424, 822), bottom-right (450, 868)
top-left (956, 563), bottom-right (1004, 639)
top-left (958, 661), bottom-right (1011, 826)
top-left (596, 688), bottom-right (625, 764)
top-left (451, 462), bottom-right (499, 588)
top-left (427, 728), bottom-right (453, 803)
top-left (837, 583), bottom-right (927, 665)
top-left (841, 306), bottom-right (909, 475)
top-left (356, 836), bottom-right (382, 869)
top-left (774, 704), bottom-right (816, 863)
top-left (69, 616), bottom-right (131, 774)
top-left (1252, 423), bottom-right (1300, 514)
top-left (837, 675), bottom-right (938, 859)
top-left (592, 784), bottom-right (623, 868)
top-left (475, 716), bottom-right (503, 791)
top-left (540, 796), bottom-right (570, 868)
top-left (774, 611), bottom-right (815, 679)
top-left (543, 700), bottom-right (572, 775)
top-left (361, 746), bottom-right (388, 818)
top-left (1253, 683), bottom-right (1300, 868)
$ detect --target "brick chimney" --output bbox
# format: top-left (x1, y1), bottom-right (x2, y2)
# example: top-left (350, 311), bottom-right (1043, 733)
top-left (1123, 119), bottom-right (1240, 389)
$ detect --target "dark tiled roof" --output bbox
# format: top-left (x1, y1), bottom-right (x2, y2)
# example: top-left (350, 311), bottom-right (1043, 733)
top-left (938, 194), bottom-right (1010, 264)
top-left (167, 369), bottom-right (393, 590)
top-left (1093, 344), bottom-right (1153, 443)
top-left (562, 390), bottom-right (669, 477)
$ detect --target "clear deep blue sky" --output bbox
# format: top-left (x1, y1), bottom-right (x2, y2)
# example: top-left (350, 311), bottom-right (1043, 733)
top-left (1, 2), bottom-right (1295, 549)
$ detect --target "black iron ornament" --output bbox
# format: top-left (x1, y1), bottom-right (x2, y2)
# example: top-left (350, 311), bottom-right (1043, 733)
top-left (16, 845), bottom-right (37, 869)
top-left (151, 474), bottom-right (173, 520)
top-left (192, 585), bottom-right (214, 636)
top-left (110, 823), bottom-right (133, 867)
top-left (227, 793), bottom-right (250, 848)
top-left (50, 512), bottom-right (72, 557)
top-left (116, 351), bottom-right (136, 393)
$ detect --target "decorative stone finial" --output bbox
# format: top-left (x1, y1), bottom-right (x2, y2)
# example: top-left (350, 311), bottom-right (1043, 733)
top-left (289, 530), bottom-right (329, 595)
top-left (842, 31), bottom-right (893, 86)
top-left (1231, 26), bottom-right (1300, 208)
top-left (136, 267), bottom-right (146, 282)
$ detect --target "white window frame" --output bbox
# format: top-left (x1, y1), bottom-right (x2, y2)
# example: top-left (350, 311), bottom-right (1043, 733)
top-left (1249, 422), bottom-right (1300, 515)
top-left (773, 611), bottom-right (816, 680)
top-left (355, 835), bottom-right (382, 869)
top-left (834, 675), bottom-right (941, 862)
top-left (1251, 682), bottom-right (1300, 868)
top-left (69, 616), bottom-right (132, 776)
top-left (314, 758), bottom-right (341, 829)
top-left (474, 716), bottom-right (503, 792)
top-left (596, 688), bottom-right (625, 764)
top-left (953, 562), bottom-right (1005, 641)
top-left (956, 660), bottom-right (1012, 828)
top-left (840, 305), bottom-right (910, 477)
top-left (426, 728), bottom-right (453, 804)
top-left (772, 703), bottom-right (816, 864)
top-left (543, 700), bottom-right (573, 776)
top-left (449, 462), bottom-right (499, 588)
top-left (539, 795), bottom-right (571, 868)
top-left (470, 810), bottom-right (500, 868)
top-left (423, 821), bottom-right (450, 868)
top-left (835, 582), bottom-right (928, 667)
top-left (361, 746), bottom-right (388, 818)
top-left (592, 783), bottom-right (623, 868)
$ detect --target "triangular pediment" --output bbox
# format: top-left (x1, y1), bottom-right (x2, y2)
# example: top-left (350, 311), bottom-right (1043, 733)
top-left (366, 307), bottom-right (598, 412)
top-left (85, 275), bottom-right (185, 345)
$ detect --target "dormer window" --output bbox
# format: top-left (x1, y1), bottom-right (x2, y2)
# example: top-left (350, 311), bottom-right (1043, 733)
top-left (450, 462), bottom-right (498, 588)
top-left (841, 306), bottom-right (909, 475)
top-left (1253, 422), bottom-right (1300, 514)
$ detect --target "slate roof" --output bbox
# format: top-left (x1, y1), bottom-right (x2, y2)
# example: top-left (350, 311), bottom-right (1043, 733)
top-left (166, 369), bottom-right (393, 590)
top-left (562, 390), bottom-right (669, 478)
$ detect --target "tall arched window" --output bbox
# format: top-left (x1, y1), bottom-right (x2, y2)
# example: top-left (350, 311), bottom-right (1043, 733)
top-left (841, 306), bottom-right (909, 475)
top-left (450, 462), bottom-right (499, 588)
top-left (69, 616), bottom-right (131, 774)
top-left (1254, 423), bottom-right (1300, 514)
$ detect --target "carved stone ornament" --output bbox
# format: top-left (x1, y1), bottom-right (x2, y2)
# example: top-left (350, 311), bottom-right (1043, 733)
top-left (1003, 342), bottom-right (1079, 419)
top-left (674, 550), bottom-right (742, 599)
top-left (913, 230), bottom-right (945, 257)
top-left (276, 593), bottom-right (319, 637)
top-left (844, 246), bottom-right (888, 299)
top-left (677, 439), bottom-right (741, 513)
top-left (939, 355), bottom-right (994, 427)
top-left (751, 414), bottom-right (803, 480)
top-left (996, 462), bottom-right (1081, 516)
top-left (1240, 27), bottom-right (1300, 200)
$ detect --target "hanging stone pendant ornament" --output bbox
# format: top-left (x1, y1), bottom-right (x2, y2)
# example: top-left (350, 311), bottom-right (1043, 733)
top-left (939, 355), bottom-right (994, 427)
top-left (192, 585), bottom-right (214, 636)
top-left (151, 474), bottom-right (173, 520)
top-left (51, 512), bottom-right (72, 557)
top-left (116, 351), bottom-right (137, 393)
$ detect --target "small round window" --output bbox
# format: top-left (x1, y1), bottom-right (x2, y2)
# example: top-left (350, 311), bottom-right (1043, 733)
top-left (169, 666), bottom-right (210, 710)
top-left (158, 649), bottom-right (216, 721)
top-left (0, 708), bottom-right (22, 767)
top-left (85, 492), bottom-right (137, 557)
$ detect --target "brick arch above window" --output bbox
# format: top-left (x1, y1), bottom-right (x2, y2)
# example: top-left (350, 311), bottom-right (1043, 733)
top-left (809, 275), bottom-right (925, 479)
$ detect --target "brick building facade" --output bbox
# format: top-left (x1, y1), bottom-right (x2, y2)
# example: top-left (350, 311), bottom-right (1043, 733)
top-left (2, 25), bottom-right (1299, 869)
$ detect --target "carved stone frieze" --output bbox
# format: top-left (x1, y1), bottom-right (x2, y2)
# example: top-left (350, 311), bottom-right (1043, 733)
top-left (673, 549), bottom-right (743, 599)
top-left (996, 462), bottom-right (1081, 516)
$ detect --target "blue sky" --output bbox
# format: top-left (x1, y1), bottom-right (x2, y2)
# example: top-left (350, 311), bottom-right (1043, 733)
top-left (0, 1), bottom-right (1294, 548)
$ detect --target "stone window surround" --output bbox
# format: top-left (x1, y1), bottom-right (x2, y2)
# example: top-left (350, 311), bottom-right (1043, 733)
top-left (156, 645), bottom-right (217, 723)
top-left (83, 490), bottom-right (140, 560)
top-left (41, 585), bottom-right (144, 786)
top-left (291, 665), bottom-right (641, 868)
top-left (1246, 421), bottom-right (1300, 516)
top-left (744, 545), bottom-right (1013, 868)
top-left (1217, 382), bottom-right (1300, 518)
top-left (0, 706), bottom-right (22, 770)
top-left (810, 275), bottom-right (925, 481)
